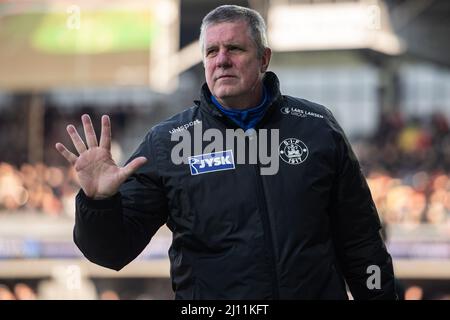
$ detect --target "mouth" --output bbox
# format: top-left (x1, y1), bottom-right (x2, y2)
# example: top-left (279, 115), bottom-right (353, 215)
top-left (216, 75), bottom-right (236, 80)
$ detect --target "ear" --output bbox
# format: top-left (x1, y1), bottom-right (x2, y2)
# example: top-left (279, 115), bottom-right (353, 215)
top-left (260, 47), bottom-right (272, 73)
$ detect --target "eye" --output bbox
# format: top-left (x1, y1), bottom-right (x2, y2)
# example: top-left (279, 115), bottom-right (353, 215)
top-left (206, 48), bottom-right (218, 57)
top-left (229, 46), bottom-right (242, 52)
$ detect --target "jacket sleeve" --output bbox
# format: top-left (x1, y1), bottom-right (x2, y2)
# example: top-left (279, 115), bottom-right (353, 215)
top-left (326, 110), bottom-right (397, 300)
top-left (73, 129), bottom-right (169, 271)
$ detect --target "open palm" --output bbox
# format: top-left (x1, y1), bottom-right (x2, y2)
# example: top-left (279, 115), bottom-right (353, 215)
top-left (55, 114), bottom-right (147, 199)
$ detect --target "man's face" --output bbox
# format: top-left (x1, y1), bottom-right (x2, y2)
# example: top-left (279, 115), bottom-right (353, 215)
top-left (203, 20), bottom-right (270, 108)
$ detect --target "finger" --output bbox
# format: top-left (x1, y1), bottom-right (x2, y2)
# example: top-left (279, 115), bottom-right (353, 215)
top-left (120, 157), bottom-right (148, 180)
top-left (66, 124), bottom-right (87, 154)
top-left (55, 142), bottom-right (78, 165)
top-left (82, 114), bottom-right (99, 148)
top-left (99, 115), bottom-right (111, 150)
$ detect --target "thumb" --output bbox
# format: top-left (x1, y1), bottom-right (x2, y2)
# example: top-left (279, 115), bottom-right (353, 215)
top-left (120, 157), bottom-right (148, 180)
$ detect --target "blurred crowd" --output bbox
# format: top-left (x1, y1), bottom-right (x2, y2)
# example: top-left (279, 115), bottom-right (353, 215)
top-left (1, 161), bottom-right (447, 225)
top-left (0, 112), bottom-right (449, 225)
top-left (0, 273), bottom-right (174, 300)
top-left (354, 112), bottom-right (450, 226)
top-left (0, 283), bottom-right (37, 300)
top-left (357, 112), bottom-right (450, 174)
top-left (0, 162), bottom-right (78, 217)
top-left (0, 282), bottom-right (120, 300)
top-left (367, 171), bottom-right (449, 225)
top-left (1, 280), bottom-right (448, 300)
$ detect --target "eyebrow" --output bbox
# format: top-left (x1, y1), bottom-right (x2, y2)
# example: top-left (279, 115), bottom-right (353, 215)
top-left (205, 44), bottom-right (218, 51)
top-left (205, 42), bottom-right (244, 51)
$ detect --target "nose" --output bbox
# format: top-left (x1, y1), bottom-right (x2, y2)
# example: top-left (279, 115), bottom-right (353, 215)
top-left (216, 49), bottom-right (231, 68)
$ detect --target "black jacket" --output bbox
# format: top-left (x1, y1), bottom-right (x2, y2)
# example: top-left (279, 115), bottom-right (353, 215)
top-left (74, 72), bottom-right (397, 299)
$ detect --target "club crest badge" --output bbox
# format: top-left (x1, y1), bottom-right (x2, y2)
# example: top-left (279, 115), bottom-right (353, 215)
top-left (279, 138), bottom-right (308, 165)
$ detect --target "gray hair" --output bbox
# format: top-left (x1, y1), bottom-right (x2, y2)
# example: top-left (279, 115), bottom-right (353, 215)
top-left (199, 5), bottom-right (268, 59)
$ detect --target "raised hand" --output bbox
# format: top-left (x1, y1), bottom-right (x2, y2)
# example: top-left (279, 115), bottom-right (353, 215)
top-left (55, 114), bottom-right (147, 199)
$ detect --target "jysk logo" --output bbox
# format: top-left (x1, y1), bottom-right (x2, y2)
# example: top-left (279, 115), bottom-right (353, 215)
top-left (188, 150), bottom-right (235, 175)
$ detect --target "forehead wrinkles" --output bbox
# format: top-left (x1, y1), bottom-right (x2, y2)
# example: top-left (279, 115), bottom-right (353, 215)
top-left (204, 22), bottom-right (253, 48)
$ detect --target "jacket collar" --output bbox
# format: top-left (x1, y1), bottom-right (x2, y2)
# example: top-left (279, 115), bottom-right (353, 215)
top-left (195, 71), bottom-right (283, 124)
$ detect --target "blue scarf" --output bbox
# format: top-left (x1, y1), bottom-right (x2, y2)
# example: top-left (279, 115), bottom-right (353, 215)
top-left (211, 85), bottom-right (270, 131)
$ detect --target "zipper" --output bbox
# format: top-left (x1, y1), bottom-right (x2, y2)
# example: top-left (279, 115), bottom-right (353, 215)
top-left (253, 162), bottom-right (280, 299)
top-left (198, 99), bottom-right (281, 298)
top-left (252, 98), bottom-right (281, 299)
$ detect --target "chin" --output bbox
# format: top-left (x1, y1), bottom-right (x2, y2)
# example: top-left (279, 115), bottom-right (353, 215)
top-left (214, 87), bottom-right (239, 99)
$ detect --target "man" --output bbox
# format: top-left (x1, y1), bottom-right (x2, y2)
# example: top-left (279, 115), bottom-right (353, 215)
top-left (56, 5), bottom-right (397, 299)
